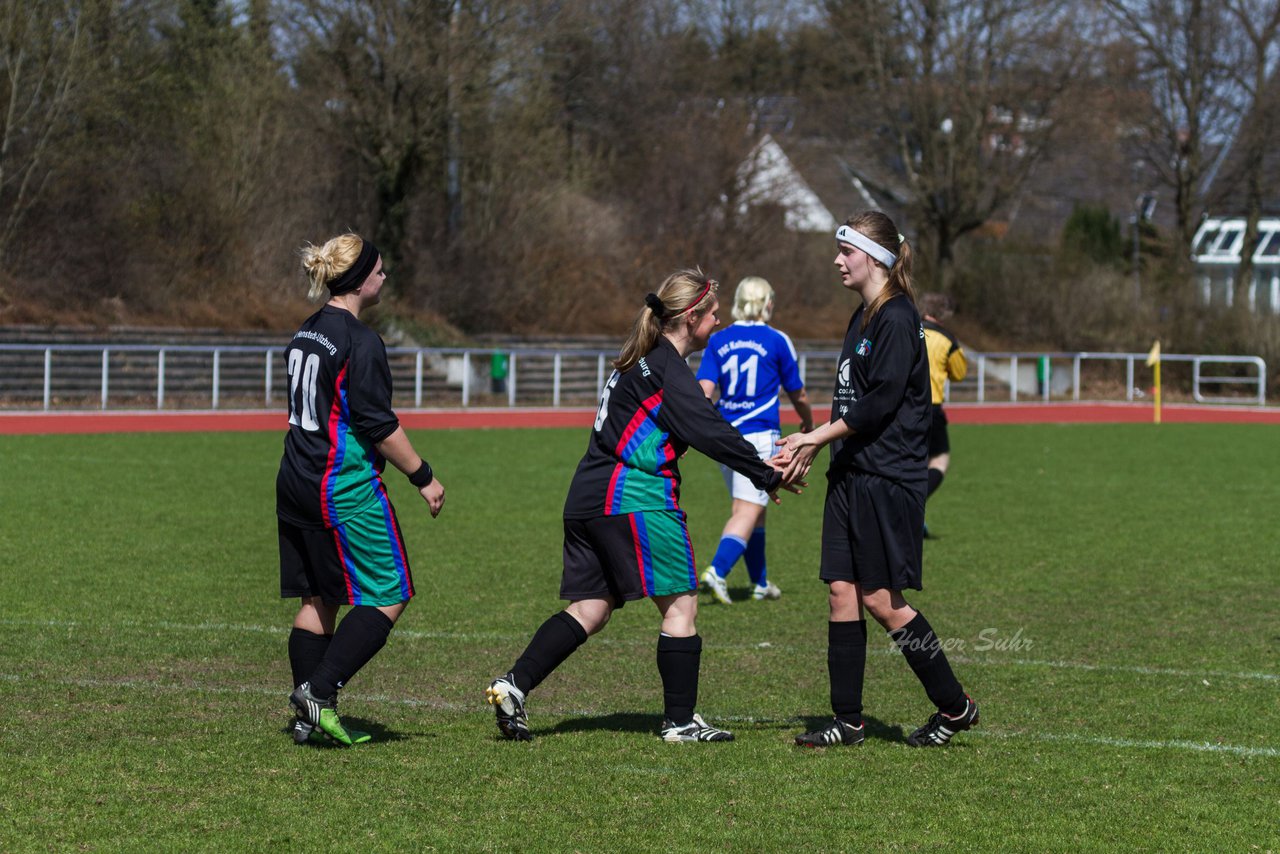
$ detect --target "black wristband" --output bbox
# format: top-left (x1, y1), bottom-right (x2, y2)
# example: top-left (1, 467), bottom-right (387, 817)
top-left (408, 459), bottom-right (434, 488)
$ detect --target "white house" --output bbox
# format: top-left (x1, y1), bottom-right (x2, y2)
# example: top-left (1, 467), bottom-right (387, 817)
top-left (1191, 217), bottom-right (1280, 313)
top-left (734, 134), bottom-right (905, 234)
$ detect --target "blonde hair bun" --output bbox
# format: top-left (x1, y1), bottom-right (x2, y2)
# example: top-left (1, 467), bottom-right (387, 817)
top-left (733, 276), bottom-right (775, 322)
top-left (299, 233), bottom-right (365, 301)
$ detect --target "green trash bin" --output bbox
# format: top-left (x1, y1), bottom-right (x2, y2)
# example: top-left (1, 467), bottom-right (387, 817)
top-left (1036, 355), bottom-right (1051, 398)
top-left (490, 351), bottom-right (509, 394)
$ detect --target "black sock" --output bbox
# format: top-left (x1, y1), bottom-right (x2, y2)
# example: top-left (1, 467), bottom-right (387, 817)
top-left (927, 467), bottom-right (945, 498)
top-left (656, 634), bottom-right (702, 725)
top-left (288, 627), bottom-right (332, 689)
top-left (828, 620), bottom-right (867, 725)
top-left (510, 610), bottom-right (589, 695)
top-left (888, 611), bottom-right (966, 714)
top-left (308, 606), bottom-right (394, 698)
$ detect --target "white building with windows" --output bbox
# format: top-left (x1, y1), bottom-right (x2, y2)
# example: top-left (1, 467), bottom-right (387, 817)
top-left (1191, 217), bottom-right (1280, 313)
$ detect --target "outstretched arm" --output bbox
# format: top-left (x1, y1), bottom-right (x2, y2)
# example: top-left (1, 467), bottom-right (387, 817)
top-left (773, 418), bottom-right (854, 484)
top-left (658, 361), bottom-right (786, 498)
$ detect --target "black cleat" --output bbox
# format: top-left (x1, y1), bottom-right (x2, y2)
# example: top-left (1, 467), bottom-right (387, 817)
top-left (906, 694), bottom-right (979, 747)
top-left (660, 713), bottom-right (734, 742)
top-left (794, 717), bottom-right (865, 748)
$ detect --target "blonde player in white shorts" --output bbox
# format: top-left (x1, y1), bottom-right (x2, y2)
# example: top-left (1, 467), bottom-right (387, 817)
top-left (696, 277), bottom-right (813, 603)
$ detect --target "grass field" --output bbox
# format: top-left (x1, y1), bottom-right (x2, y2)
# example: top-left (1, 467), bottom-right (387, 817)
top-left (1, 423), bottom-right (1277, 851)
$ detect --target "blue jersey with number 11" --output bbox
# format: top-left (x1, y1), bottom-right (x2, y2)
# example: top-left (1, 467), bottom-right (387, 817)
top-left (696, 321), bottom-right (803, 435)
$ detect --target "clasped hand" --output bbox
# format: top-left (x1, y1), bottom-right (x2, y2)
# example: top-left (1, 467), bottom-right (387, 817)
top-left (771, 432), bottom-right (819, 485)
top-left (764, 432), bottom-right (814, 504)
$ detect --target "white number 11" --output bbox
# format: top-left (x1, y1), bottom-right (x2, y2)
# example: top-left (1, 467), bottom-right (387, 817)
top-left (721, 353), bottom-right (758, 397)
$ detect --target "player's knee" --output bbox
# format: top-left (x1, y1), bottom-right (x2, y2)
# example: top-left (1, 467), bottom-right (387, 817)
top-left (567, 600), bottom-right (613, 635)
top-left (827, 585), bottom-right (861, 619)
top-left (590, 608), bottom-right (613, 634)
top-left (859, 591), bottom-right (896, 623)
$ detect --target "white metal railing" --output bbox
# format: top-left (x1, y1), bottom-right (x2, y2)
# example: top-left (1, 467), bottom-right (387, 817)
top-left (0, 343), bottom-right (1268, 411)
top-left (949, 351), bottom-right (1267, 406)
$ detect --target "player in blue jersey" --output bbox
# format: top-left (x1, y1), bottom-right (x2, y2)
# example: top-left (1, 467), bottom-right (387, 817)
top-left (277, 233), bottom-right (445, 746)
top-left (774, 211), bottom-right (978, 748)
top-left (696, 276), bottom-right (813, 604)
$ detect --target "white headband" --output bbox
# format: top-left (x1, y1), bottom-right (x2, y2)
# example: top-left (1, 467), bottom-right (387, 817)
top-left (835, 225), bottom-right (897, 268)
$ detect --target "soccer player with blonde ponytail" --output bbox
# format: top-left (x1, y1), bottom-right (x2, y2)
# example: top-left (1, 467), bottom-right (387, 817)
top-left (486, 269), bottom-right (802, 743)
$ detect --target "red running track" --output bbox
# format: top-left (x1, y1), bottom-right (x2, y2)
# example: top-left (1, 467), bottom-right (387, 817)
top-left (1, 402), bottom-right (1278, 435)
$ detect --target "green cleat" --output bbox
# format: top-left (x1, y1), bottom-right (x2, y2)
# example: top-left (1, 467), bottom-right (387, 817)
top-left (314, 707), bottom-right (355, 746)
top-left (290, 682), bottom-right (368, 747)
top-left (291, 718), bottom-right (372, 746)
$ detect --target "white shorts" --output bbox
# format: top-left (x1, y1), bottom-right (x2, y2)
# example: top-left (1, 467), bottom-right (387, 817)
top-left (720, 429), bottom-right (780, 507)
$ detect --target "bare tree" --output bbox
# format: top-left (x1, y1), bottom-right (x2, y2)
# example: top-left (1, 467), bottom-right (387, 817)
top-left (1218, 0), bottom-right (1280, 309)
top-left (282, 1), bottom-right (519, 295)
top-left (821, 0), bottom-right (1084, 287)
top-left (1098, 0), bottom-right (1240, 267)
top-left (0, 0), bottom-right (85, 262)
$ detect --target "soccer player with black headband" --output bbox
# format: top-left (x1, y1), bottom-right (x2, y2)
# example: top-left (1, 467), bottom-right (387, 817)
top-left (773, 212), bottom-right (979, 748)
top-left (485, 269), bottom-right (802, 743)
top-left (277, 233), bottom-right (445, 746)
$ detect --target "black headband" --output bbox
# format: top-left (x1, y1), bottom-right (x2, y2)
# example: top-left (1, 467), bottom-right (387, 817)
top-left (327, 240), bottom-right (380, 296)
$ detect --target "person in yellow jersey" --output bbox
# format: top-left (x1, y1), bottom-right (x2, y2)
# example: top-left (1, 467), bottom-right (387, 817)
top-left (917, 293), bottom-right (966, 537)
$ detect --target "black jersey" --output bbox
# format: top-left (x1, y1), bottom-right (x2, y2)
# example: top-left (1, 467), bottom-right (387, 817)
top-left (563, 336), bottom-right (782, 520)
top-left (828, 294), bottom-right (931, 483)
top-left (276, 305), bottom-right (401, 528)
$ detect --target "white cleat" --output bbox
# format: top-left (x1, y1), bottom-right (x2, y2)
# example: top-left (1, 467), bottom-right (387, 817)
top-left (701, 568), bottom-right (733, 605)
top-left (751, 581), bottom-right (781, 601)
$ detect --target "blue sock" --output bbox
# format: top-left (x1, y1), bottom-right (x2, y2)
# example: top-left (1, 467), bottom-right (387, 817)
top-left (710, 534), bottom-right (747, 578)
top-left (744, 527), bottom-right (767, 586)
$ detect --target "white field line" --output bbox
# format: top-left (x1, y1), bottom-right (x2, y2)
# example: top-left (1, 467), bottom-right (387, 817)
top-left (967, 729), bottom-right (1280, 759)
top-left (4, 617), bottom-right (1278, 685)
top-left (2, 671), bottom-right (1277, 759)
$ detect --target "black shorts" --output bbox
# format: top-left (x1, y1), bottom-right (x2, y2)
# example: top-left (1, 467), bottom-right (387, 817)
top-left (819, 469), bottom-right (925, 591)
top-left (928, 404), bottom-right (950, 457)
top-left (560, 511), bottom-right (699, 605)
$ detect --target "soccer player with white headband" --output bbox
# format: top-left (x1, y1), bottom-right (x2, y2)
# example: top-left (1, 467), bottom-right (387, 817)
top-left (773, 211), bottom-right (980, 748)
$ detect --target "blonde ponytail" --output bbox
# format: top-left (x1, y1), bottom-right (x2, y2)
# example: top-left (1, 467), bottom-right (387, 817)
top-left (614, 269), bottom-right (719, 372)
